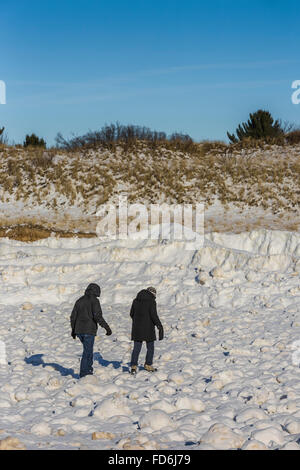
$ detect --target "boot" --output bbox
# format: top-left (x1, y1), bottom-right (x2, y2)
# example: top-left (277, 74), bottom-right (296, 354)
top-left (130, 365), bottom-right (137, 375)
top-left (144, 363), bottom-right (157, 372)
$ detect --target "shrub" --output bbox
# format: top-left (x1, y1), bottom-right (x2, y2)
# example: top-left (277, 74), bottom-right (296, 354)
top-left (23, 133), bottom-right (46, 148)
top-left (0, 126), bottom-right (7, 144)
top-left (55, 122), bottom-right (194, 152)
top-left (168, 132), bottom-right (195, 151)
top-left (227, 110), bottom-right (284, 143)
top-left (286, 129), bottom-right (300, 145)
top-left (200, 140), bottom-right (228, 154)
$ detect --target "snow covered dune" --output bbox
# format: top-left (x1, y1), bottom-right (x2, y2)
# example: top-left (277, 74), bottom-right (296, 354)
top-left (0, 229), bottom-right (300, 450)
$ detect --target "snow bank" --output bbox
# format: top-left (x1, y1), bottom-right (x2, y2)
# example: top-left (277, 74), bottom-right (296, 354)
top-left (199, 423), bottom-right (246, 450)
top-left (139, 410), bottom-right (174, 431)
top-left (0, 228), bottom-right (299, 307)
top-left (0, 228), bottom-right (300, 449)
top-left (93, 397), bottom-right (132, 419)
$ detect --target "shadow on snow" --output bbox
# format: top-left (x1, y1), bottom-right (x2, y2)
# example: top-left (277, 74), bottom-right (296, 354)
top-left (24, 354), bottom-right (79, 379)
top-left (25, 352), bottom-right (129, 377)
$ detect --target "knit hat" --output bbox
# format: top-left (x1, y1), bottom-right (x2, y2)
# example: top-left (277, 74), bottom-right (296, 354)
top-left (147, 286), bottom-right (156, 297)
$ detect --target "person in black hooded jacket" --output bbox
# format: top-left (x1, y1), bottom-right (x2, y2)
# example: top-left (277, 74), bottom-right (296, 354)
top-left (129, 287), bottom-right (163, 374)
top-left (70, 283), bottom-right (112, 378)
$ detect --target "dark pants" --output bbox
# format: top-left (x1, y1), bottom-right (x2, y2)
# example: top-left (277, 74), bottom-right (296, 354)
top-left (131, 341), bottom-right (154, 366)
top-left (77, 334), bottom-right (95, 378)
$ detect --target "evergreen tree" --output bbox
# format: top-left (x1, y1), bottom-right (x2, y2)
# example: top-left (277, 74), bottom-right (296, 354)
top-left (227, 110), bottom-right (283, 143)
top-left (23, 133), bottom-right (46, 148)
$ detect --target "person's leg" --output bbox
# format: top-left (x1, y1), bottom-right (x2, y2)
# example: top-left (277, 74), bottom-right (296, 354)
top-left (79, 334), bottom-right (94, 378)
top-left (78, 334), bottom-right (87, 378)
top-left (85, 334), bottom-right (95, 375)
top-left (77, 334), bottom-right (84, 344)
top-left (131, 341), bottom-right (142, 366)
top-left (145, 341), bottom-right (154, 366)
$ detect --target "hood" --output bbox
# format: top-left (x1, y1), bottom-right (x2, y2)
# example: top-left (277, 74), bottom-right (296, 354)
top-left (85, 283), bottom-right (101, 297)
top-left (136, 289), bottom-right (155, 301)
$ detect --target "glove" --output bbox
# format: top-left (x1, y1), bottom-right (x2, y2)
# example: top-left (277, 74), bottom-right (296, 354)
top-left (71, 331), bottom-right (76, 339)
top-left (105, 327), bottom-right (112, 336)
top-left (159, 327), bottom-right (164, 341)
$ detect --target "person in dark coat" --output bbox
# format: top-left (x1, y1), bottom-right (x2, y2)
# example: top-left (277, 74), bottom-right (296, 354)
top-left (130, 286), bottom-right (163, 374)
top-left (70, 283), bottom-right (112, 378)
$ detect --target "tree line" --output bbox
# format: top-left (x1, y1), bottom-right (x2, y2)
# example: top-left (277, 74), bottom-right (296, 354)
top-left (0, 111), bottom-right (300, 149)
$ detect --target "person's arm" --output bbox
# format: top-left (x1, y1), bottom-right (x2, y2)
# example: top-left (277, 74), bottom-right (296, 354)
top-left (93, 298), bottom-right (112, 335)
top-left (70, 302), bottom-right (78, 339)
top-left (130, 300), bottom-right (135, 319)
top-left (150, 301), bottom-right (164, 340)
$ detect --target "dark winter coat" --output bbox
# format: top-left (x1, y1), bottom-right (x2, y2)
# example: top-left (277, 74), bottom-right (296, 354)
top-left (130, 289), bottom-right (163, 342)
top-left (70, 283), bottom-right (111, 336)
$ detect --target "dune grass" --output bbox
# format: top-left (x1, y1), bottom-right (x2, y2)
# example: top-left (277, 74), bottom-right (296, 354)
top-left (0, 139), bottom-right (299, 239)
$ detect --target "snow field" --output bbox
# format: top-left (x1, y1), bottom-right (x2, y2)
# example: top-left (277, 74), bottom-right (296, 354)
top-left (0, 228), bottom-right (300, 449)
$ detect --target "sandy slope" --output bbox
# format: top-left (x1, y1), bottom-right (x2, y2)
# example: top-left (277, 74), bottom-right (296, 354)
top-left (0, 142), bottom-right (300, 235)
top-left (0, 229), bottom-right (300, 449)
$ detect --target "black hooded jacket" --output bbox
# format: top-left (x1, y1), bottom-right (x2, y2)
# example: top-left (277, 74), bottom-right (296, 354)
top-left (70, 283), bottom-right (110, 336)
top-left (130, 289), bottom-right (163, 342)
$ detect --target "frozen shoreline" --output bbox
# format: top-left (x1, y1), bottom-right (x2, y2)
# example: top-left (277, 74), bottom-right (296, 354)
top-left (0, 229), bottom-right (300, 450)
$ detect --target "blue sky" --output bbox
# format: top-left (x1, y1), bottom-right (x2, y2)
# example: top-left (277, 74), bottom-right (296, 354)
top-left (1, 0), bottom-right (300, 146)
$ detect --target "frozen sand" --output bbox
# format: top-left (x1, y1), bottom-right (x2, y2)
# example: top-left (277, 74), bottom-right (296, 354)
top-left (0, 229), bottom-right (300, 449)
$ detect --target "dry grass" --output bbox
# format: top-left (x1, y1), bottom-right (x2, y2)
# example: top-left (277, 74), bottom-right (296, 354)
top-left (0, 139), bottom-right (299, 238)
top-left (0, 223), bottom-right (96, 242)
top-left (205, 217), bottom-right (300, 234)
